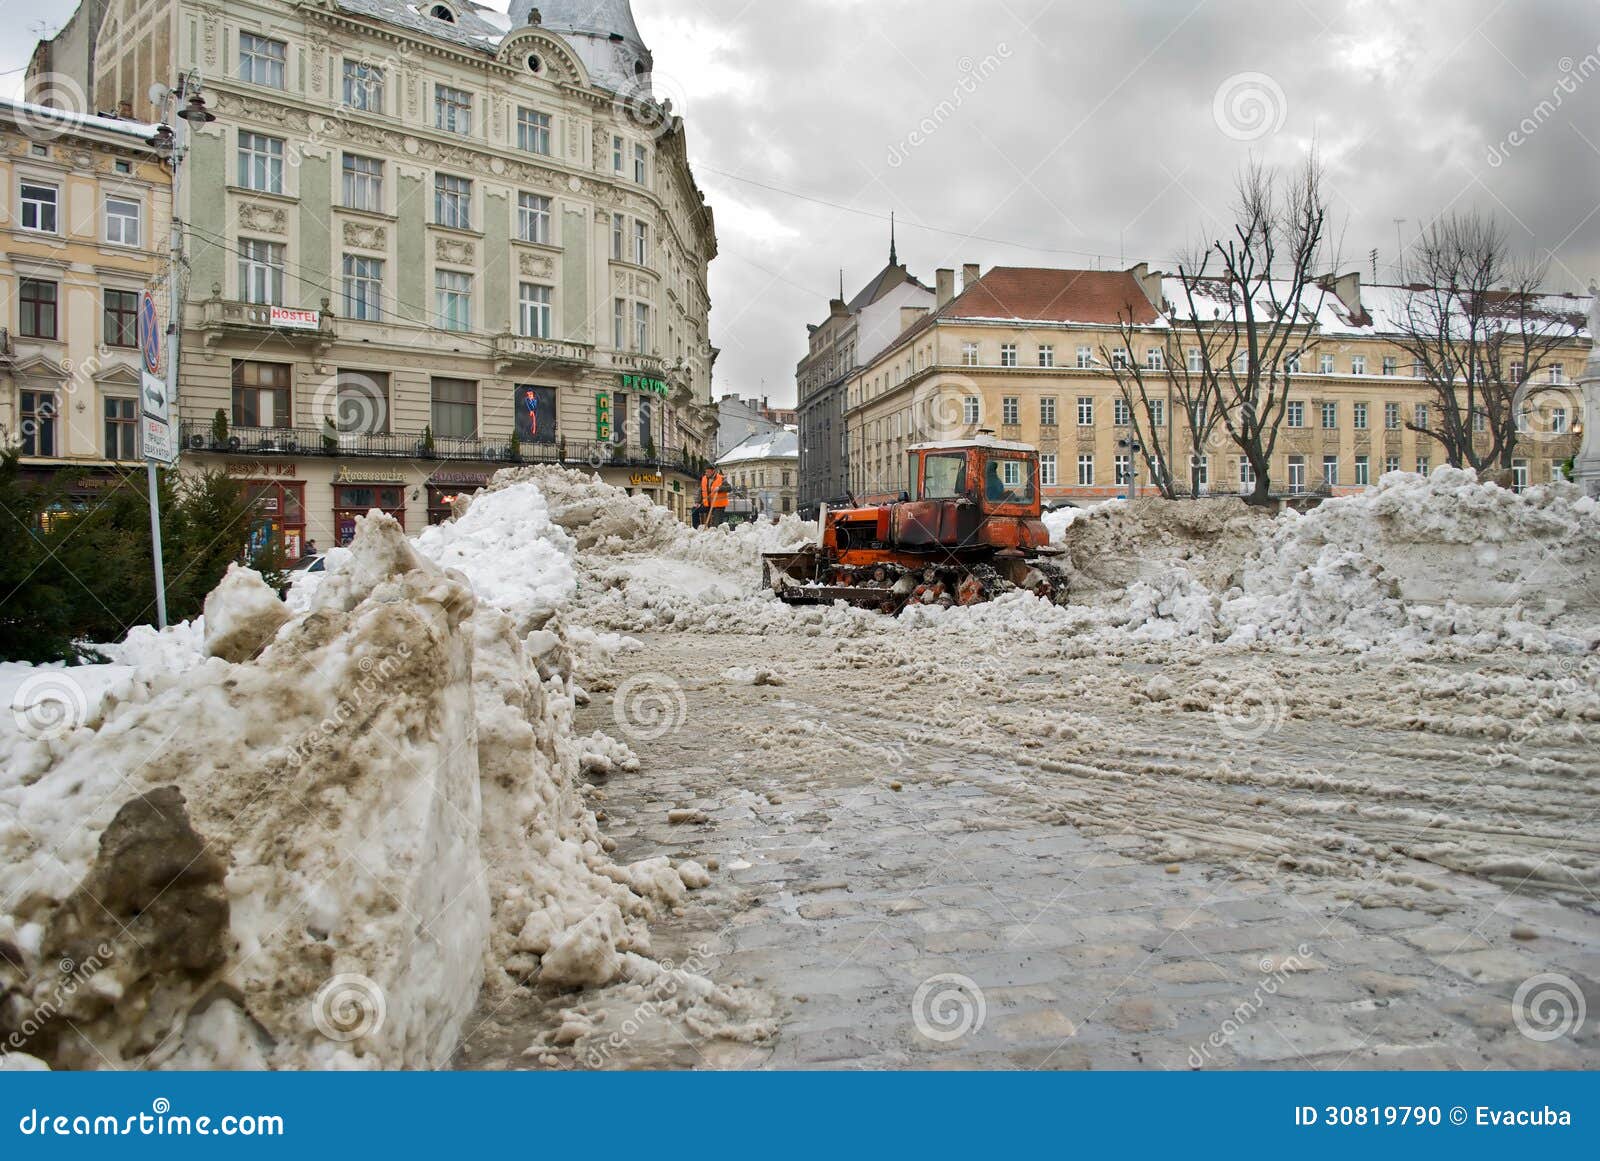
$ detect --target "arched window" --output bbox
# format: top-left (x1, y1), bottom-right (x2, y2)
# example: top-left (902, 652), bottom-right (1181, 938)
top-left (430, 4), bottom-right (456, 22)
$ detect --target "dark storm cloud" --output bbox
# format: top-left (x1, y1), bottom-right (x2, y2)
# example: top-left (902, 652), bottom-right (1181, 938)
top-left (632, 0), bottom-right (1599, 404)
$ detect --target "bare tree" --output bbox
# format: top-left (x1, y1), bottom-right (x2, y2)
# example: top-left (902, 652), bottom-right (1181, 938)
top-left (1098, 319), bottom-right (1225, 499)
top-left (1170, 155), bottom-right (1335, 505)
top-left (1390, 213), bottom-right (1585, 474)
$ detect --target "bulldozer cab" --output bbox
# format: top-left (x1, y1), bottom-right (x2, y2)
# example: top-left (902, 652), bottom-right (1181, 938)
top-left (911, 439), bottom-right (1041, 516)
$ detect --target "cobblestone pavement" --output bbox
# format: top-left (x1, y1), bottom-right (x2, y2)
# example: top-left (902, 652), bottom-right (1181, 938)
top-left (459, 628), bottom-right (1600, 1070)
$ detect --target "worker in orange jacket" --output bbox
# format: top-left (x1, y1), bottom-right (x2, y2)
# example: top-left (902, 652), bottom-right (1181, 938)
top-left (695, 468), bottom-right (730, 527)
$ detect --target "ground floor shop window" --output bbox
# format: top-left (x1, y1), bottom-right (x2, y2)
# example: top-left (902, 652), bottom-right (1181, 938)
top-left (334, 483), bottom-right (405, 545)
top-left (242, 480), bottom-right (307, 561)
top-left (427, 482), bottom-right (484, 525)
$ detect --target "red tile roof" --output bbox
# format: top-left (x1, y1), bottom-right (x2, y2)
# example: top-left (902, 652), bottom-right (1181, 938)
top-left (949, 267), bottom-right (1161, 325)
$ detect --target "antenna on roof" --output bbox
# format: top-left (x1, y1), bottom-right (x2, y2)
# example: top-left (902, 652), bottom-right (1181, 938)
top-left (889, 212), bottom-right (898, 267)
top-left (839, 268), bottom-right (845, 300)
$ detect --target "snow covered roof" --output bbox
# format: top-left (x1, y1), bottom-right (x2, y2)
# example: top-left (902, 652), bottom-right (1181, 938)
top-left (336, 0), bottom-right (512, 53)
top-left (718, 430), bottom-right (799, 465)
top-left (910, 436), bottom-right (1036, 453)
top-left (0, 95), bottom-right (161, 144)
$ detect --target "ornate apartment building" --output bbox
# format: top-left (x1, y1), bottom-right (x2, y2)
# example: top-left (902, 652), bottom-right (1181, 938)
top-left (0, 96), bottom-right (170, 500)
top-left (31, 0), bottom-right (718, 550)
top-left (795, 237), bottom-right (932, 512)
top-left (844, 263), bottom-right (1592, 502)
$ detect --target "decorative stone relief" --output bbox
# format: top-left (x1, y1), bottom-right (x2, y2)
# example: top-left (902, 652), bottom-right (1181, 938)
top-left (436, 237), bottom-right (476, 265)
top-left (343, 221), bottom-right (388, 250)
top-left (239, 203), bottom-right (288, 235)
top-left (519, 253), bottom-right (554, 278)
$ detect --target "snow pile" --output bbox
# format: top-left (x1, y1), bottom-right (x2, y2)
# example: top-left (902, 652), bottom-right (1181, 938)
top-left (0, 507), bottom-right (742, 1071)
top-left (1045, 471), bottom-right (1600, 651)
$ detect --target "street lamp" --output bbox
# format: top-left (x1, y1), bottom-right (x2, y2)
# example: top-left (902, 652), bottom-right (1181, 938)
top-left (1118, 436), bottom-right (1142, 501)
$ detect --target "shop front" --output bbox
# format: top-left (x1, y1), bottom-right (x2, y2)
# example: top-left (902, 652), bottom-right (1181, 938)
top-left (426, 469), bottom-right (492, 524)
top-left (332, 466), bottom-right (408, 546)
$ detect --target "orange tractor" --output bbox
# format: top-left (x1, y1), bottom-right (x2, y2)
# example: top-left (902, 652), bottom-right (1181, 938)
top-left (763, 437), bottom-right (1070, 613)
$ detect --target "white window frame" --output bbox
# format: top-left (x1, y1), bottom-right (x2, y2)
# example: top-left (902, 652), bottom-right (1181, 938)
top-left (434, 84), bottom-right (473, 135)
top-left (1001, 396), bottom-right (1019, 425)
top-left (19, 182), bottom-right (58, 233)
top-left (434, 173), bottom-right (472, 229)
top-left (238, 237), bottom-right (285, 305)
top-left (239, 31), bottom-right (287, 89)
top-left (104, 196), bottom-right (141, 246)
top-left (435, 269), bottom-right (473, 332)
top-left (237, 132), bottom-right (284, 194)
top-left (1077, 396), bottom-right (1093, 427)
top-left (1077, 454), bottom-right (1094, 486)
top-left (342, 60), bottom-right (384, 112)
top-left (1038, 344), bottom-right (1055, 368)
top-left (961, 342), bottom-right (979, 367)
top-left (342, 254), bottom-right (383, 321)
top-left (342, 153), bottom-right (383, 212)
top-left (1039, 453), bottom-right (1057, 487)
top-left (1040, 396), bottom-right (1057, 426)
top-left (518, 192), bottom-right (552, 244)
top-left (519, 282), bottom-right (553, 339)
top-left (517, 107), bottom-right (552, 155)
top-left (962, 396), bottom-right (981, 425)
top-left (1287, 455), bottom-right (1306, 494)
top-left (1000, 343), bottom-right (1018, 368)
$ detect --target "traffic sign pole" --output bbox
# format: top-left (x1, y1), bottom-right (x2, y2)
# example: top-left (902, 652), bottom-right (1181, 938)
top-left (140, 290), bottom-right (170, 631)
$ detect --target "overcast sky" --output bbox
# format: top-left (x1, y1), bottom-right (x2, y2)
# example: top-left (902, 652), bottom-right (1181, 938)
top-left (6, 0), bottom-right (1597, 406)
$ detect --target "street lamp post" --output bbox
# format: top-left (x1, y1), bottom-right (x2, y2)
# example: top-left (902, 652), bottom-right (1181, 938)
top-left (146, 77), bottom-right (216, 630)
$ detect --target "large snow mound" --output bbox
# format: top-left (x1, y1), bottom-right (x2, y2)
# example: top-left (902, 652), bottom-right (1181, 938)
top-left (0, 507), bottom-right (730, 1070)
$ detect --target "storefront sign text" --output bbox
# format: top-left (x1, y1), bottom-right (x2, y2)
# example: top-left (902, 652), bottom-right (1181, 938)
top-left (620, 374), bottom-right (669, 397)
top-left (335, 467), bottom-right (406, 485)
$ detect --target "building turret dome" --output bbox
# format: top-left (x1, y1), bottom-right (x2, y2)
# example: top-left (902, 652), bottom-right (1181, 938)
top-left (509, 0), bottom-right (652, 94)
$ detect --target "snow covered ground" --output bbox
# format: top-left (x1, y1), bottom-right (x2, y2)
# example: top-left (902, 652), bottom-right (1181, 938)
top-left (4, 465), bottom-right (1596, 1070)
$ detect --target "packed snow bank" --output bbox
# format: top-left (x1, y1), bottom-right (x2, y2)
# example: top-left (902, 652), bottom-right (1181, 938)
top-left (0, 505), bottom-right (737, 1070)
top-left (1049, 471), bottom-right (1600, 651)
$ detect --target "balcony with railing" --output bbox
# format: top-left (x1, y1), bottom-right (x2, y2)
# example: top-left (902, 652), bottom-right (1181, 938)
top-left (178, 420), bottom-right (700, 474)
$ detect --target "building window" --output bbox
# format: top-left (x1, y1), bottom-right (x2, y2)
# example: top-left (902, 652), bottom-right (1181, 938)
top-left (1146, 348), bottom-right (1165, 371)
top-left (1038, 345), bottom-right (1055, 368)
top-left (962, 342), bottom-right (979, 366)
top-left (633, 143), bottom-right (648, 185)
top-left (1551, 407), bottom-right (1568, 434)
top-left (431, 378), bottom-right (477, 439)
top-left (1040, 396), bottom-right (1057, 426)
top-left (237, 132), bottom-right (284, 193)
top-left (1239, 457), bottom-right (1256, 494)
top-left (18, 278), bottom-right (58, 338)
top-left (1385, 401), bottom-right (1401, 430)
top-left (1040, 453), bottom-right (1057, 486)
top-left (633, 302), bottom-right (650, 352)
top-left (1414, 403), bottom-right (1429, 429)
top-left (519, 283), bottom-right (552, 338)
top-left (104, 396), bottom-right (139, 460)
top-left (104, 196), bottom-right (141, 246)
top-left (1473, 408), bottom-right (1488, 433)
top-left (1194, 454), bottom-right (1210, 492)
top-left (435, 270), bottom-right (473, 332)
top-left (1321, 401), bottom-right (1337, 429)
top-left (518, 192), bottom-right (552, 244)
top-left (19, 391), bottom-right (57, 456)
top-left (434, 173), bottom-right (472, 229)
top-left (1322, 455), bottom-right (1338, 486)
top-left (1000, 344), bottom-right (1018, 368)
top-left (1001, 396), bottom-right (1019, 425)
top-left (104, 288), bottom-right (139, 347)
top-left (1509, 360), bottom-right (1525, 383)
top-left (1382, 356), bottom-right (1397, 376)
top-left (1287, 455), bottom-right (1306, 493)
top-left (1285, 353), bottom-right (1301, 374)
top-left (611, 213), bottom-right (625, 260)
top-left (1077, 454), bottom-right (1094, 486)
top-left (633, 219), bottom-right (649, 266)
top-left (1549, 363), bottom-right (1565, 384)
top-left (1115, 455), bottom-right (1131, 486)
top-left (231, 359), bottom-right (291, 428)
top-left (1077, 396), bottom-right (1094, 426)
top-left (342, 254), bottom-right (383, 321)
top-left (19, 182), bottom-right (58, 233)
top-left (1077, 345), bottom-right (1094, 369)
top-left (1186, 348), bottom-right (1203, 373)
top-left (435, 85), bottom-right (472, 135)
top-left (342, 153), bottom-right (383, 211)
top-left (1355, 455), bottom-right (1370, 486)
top-left (238, 238), bottom-right (285, 305)
top-left (517, 107), bottom-right (551, 155)
top-left (1113, 397), bottom-right (1131, 426)
top-left (963, 396), bottom-right (981, 424)
top-left (1352, 401), bottom-right (1368, 430)
top-left (238, 32), bottom-right (286, 88)
top-left (1416, 456), bottom-right (1430, 475)
top-left (1318, 353), bottom-right (1335, 374)
top-left (1148, 399), bottom-right (1165, 427)
top-left (1111, 348), bottom-right (1130, 369)
top-left (342, 60), bottom-right (384, 111)
top-left (1385, 455), bottom-right (1400, 475)
top-left (612, 136), bottom-right (625, 173)
top-left (1351, 355), bottom-right (1367, 375)
top-left (1287, 400), bottom-right (1304, 427)
top-left (613, 298), bottom-right (626, 349)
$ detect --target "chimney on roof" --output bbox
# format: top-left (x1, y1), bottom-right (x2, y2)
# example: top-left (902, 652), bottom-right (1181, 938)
top-left (936, 268), bottom-right (956, 307)
top-left (1126, 262), bottom-right (1163, 312)
top-left (962, 264), bottom-right (981, 291)
top-left (900, 306), bottom-right (929, 334)
top-left (1317, 270), bottom-right (1363, 317)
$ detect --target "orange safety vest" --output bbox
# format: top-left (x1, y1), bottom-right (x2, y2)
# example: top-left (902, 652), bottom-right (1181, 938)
top-left (701, 471), bottom-right (728, 509)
